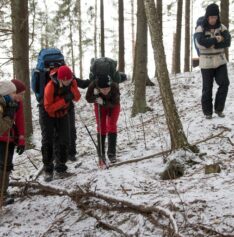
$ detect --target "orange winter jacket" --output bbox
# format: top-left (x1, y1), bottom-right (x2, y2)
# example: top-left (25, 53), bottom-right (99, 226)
top-left (44, 79), bottom-right (81, 118)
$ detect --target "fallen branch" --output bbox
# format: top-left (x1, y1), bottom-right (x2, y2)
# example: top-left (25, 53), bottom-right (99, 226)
top-left (111, 128), bottom-right (230, 168)
top-left (10, 181), bottom-right (182, 236)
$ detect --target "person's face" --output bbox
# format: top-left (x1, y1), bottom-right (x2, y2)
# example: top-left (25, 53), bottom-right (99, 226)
top-left (10, 92), bottom-right (25, 102)
top-left (99, 87), bottom-right (111, 95)
top-left (208, 16), bottom-right (218, 25)
top-left (61, 79), bottom-right (72, 87)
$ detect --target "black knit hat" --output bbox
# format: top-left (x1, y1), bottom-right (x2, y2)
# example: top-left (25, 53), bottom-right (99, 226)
top-left (97, 75), bottom-right (111, 88)
top-left (205, 3), bottom-right (219, 18)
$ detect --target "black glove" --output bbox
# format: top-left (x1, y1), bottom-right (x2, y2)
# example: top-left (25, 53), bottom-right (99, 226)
top-left (64, 92), bottom-right (74, 103)
top-left (59, 86), bottom-right (70, 96)
top-left (16, 145), bottom-right (25, 155)
top-left (3, 102), bottom-right (19, 119)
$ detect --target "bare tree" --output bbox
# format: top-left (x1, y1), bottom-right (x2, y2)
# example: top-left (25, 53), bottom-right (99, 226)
top-left (76, 0), bottom-right (83, 79)
top-left (100, 0), bottom-right (105, 57)
top-left (11, 0), bottom-right (33, 137)
top-left (131, 0), bottom-right (135, 70)
top-left (132, 0), bottom-right (150, 116)
top-left (118, 0), bottom-right (125, 72)
top-left (144, 0), bottom-right (198, 152)
top-left (184, 0), bottom-right (190, 72)
top-left (172, 0), bottom-right (183, 74)
top-left (220, 0), bottom-right (229, 60)
top-left (94, 0), bottom-right (98, 58)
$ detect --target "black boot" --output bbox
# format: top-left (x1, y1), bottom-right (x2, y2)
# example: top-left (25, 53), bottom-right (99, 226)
top-left (107, 133), bottom-right (117, 163)
top-left (54, 144), bottom-right (68, 177)
top-left (97, 134), bottom-right (106, 166)
top-left (0, 171), bottom-right (14, 205)
top-left (41, 144), bottom-right (54, 182)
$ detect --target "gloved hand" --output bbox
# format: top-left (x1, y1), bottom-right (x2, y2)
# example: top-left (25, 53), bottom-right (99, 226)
top-left (60, 86), bottom-right (70, 95)
top-left (215, 35), bottom-right (224, 43)
top-left (94, 88), bottom-right (99, 95)
top-left (16, 145), bottom-right (25, 155)
top-left (95, 97), bottom-right (104, 105)
top-left (64, 92), bottom-right (74, 103)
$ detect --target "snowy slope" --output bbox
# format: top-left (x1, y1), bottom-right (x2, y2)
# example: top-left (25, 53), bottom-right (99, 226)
top-left (0, 64), bottom-right (234, 237)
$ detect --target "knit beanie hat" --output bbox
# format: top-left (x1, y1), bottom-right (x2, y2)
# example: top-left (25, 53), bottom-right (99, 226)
top-left (11, 79), bottom-right (26, 94)
top-left (205, 3), bottom-right (219, 18)
top-left (0, 81), bottom-right (16, 96)
top-left (97, 75), bottom-right (111, 88)
top-left (57, 65), bottom-right (73, 81)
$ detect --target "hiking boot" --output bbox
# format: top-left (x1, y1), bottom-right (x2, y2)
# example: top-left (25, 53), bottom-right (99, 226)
top-left (108, 154), bottom-right (117, 163)
top-left (54, 171), bottom-right (73, 180)
top-left (205, 114), bottom-right (212, 119)
top-left (44, 172), bottom-right (53, 182)
top-left (215, 111), bottom-right (225, 118)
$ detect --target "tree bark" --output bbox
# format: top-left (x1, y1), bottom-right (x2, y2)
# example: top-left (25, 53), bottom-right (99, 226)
top-left (118, 0), bottom-right (125, 72)
top-left (100, 0), bottom-right (105, 57)
top-left (184, 0), bottom-right (190, 72)
top-left (144, 0), bottom-right (198, 152)
top-left (132, 0), bottom-right (150, 116)
top-left (220, 0), bottom-right (229, 61)
top-left (77, 0), bottom-right (83, 79)
top-left (11, 0), bottom-right (33, 138)
top-left (174, 0), bottom-right (183, 74)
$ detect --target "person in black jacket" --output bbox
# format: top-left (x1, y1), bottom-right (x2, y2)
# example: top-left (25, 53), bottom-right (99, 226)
top-left (194, 3), bottom-right (231, 119)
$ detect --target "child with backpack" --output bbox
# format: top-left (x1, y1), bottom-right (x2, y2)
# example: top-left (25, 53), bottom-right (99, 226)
top-left (40, 65), bottom-right (81, 182)
top-left (0, 79), bottom-right (26, 206)
top-left (86, 75), bottom-right (120, 167)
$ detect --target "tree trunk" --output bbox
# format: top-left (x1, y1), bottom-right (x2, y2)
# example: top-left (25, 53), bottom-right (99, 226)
top-left (220, 0), bottom-right (229, 61)
top-left (100, 0), bottom-right (105, 57)
top-left (184, 0), bottom-right (190, 72)
top-left (11, 0), bottom-right (33, 138)
top-left (131, 0), bottom-right (135, 71)
top-left (68, 4), bottom-right (75, 74)
top-left (118, 0), bottom-right (125, 72)
top-left (132, 0), bottom-right (150, 116)
top-left (94, 0), bottom-right (98, 58)
top-left (77, 0), bottom-right (83, 79)
top-left (144, 0), bottom-right (198, 152)
top-left (174, 0), bottom-right (183, 74)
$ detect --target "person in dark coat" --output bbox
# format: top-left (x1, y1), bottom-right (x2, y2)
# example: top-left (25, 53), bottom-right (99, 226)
top-left (0, 79), bottom-right (26, 206)
top-left (194, 3), bottom-right (231, 119)
top-left (86, 75), bottom-right (120, 167)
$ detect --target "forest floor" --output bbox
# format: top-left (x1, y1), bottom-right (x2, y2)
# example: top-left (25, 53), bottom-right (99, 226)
top-left (0, 64), bottom-right (234, 237)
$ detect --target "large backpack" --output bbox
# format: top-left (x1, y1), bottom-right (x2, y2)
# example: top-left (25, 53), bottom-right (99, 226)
top-left (31, 48), bottom-right (65, 102)
top-left (89, 57), bottom-right (121, 84)
top-left (194, 16), bottom-right (205, 57)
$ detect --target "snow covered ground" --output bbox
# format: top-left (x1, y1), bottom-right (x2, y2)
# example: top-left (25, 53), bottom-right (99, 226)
top-left (0, 64), bottom-right (234, 236)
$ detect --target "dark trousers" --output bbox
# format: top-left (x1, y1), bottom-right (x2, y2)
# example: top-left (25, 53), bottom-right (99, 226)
top-left (39, 105), bottom-right (70, 173)
top-left (201, 64), bottom-right (229, 115)
top-left (53, 103), bottom-right (77, 159)
top-left (0, 142), bottom-right (15, 172)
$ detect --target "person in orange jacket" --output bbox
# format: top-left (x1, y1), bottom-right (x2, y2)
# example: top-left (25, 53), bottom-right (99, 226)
top-left (40, 65), bottom-right (81, 182)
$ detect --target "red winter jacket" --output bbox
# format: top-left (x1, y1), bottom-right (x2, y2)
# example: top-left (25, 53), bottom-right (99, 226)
top-left (0, 100), bottom-right (25, 146)
top-left (44, 79), bottom-right (81, 118)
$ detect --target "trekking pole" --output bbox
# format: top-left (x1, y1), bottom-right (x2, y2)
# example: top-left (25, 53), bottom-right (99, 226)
top-left (25, 151), bottom-right (38, 170)
top-left (0, 129), bottom-right (10, 209)
top-left (97, 104), bottom-right (108, 169)
top-left (77, 111), bottom-right (98, 150)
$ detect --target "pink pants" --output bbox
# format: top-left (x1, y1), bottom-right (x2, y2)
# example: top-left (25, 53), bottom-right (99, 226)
top-left (94, 104), bottom-right (120, 135)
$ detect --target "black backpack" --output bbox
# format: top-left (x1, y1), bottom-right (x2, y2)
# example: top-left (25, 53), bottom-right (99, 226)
top-left (89, 57), bottom-right (121, 83)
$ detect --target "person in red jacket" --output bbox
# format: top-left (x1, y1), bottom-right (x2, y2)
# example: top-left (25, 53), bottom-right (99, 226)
top-left (40, 65), bottom-right (81, 182)
top-left (0, 79), bottom-right (26, 206)
top-left (86, 75), bottom-right (120, 167)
